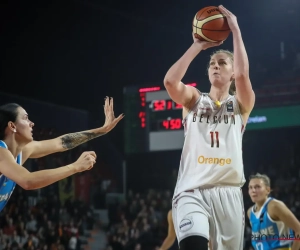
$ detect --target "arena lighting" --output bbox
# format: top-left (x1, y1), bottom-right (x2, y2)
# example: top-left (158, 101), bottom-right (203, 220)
top-left (138, 83), bottom-right (197, 93)
top-left (139, 87), bottom-right (161, 93)
top-left (186, 82), bottom-right (197, 87)
top-left (247, 116), bottom-right (267, 124)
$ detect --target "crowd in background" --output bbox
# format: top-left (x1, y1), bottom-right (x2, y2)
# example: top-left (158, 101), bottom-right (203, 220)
top-left (104, 161), bottom-right (300, 250)
top-left (105, 190), bottom-right (172, 250)
top-left (0, 128), bottom-right (95, 250)
top-left (1, 52), bottom-right (300, 250)
top-left (104, 125), bottom-right (300, 250)
top-left (0, 185), bottom-right (93, 250)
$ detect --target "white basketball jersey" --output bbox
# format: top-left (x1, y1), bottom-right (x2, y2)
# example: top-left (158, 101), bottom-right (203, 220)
top-left (173, 93), bottom-right (246, 198)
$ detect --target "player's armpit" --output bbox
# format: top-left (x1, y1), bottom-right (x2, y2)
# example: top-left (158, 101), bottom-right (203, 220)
top-left (0, 148), bottom-right (32, 189)
top-left (235, 79), bottom-right (255, 115)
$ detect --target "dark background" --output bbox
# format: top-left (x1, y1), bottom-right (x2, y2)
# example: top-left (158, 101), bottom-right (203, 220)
top-left (1, 0), bottom-right (300, 155)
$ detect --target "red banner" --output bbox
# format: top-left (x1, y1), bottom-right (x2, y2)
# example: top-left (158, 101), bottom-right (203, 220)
top-left (74, 172), bottom-right (91, 204)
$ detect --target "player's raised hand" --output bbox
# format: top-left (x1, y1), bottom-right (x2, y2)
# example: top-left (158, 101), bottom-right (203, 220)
top-left (192, 32), bottom-right (223, 50)
top-left (73, 151), bottom-right (96, 172)
top-left (218, 5), bottom-right (239, 32)
top-left (102, 97), bottom-right (124, 132)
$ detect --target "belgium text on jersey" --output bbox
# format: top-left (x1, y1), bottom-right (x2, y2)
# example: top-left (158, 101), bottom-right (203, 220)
top-left (252, 233), bottom-right (300, 242)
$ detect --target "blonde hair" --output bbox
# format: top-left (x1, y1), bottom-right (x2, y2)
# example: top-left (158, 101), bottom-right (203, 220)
top-left (249, 173), bottom-right (271, 187)
top-left (209, 49), bottom-right (236, 95)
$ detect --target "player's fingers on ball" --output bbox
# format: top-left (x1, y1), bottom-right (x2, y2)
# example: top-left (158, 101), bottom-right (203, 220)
top-left (219, 5), bottom-right (229, 15)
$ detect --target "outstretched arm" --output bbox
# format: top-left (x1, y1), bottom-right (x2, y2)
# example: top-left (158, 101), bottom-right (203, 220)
top-left (22, 97), bottom-right (124, 162)
top-left (0, 148), bottom-right (96, 190)
top-left (219, 5), bottom-right (255, 114)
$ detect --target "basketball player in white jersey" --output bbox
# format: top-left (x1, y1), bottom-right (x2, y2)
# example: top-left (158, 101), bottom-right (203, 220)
top-left (159, 210), bottom-right (212, 250)
top-left (164, 5), bottom-right (255, 250)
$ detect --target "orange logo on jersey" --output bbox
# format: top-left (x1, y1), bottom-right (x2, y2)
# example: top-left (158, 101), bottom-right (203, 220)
top-left (197, 155), bottom-right (231, 166)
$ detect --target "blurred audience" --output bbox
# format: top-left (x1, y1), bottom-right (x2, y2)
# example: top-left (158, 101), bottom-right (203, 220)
top-left (0, 128), bottom-right (94, 250)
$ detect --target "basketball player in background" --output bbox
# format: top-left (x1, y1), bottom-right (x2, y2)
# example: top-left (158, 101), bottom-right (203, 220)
top-left (248, 173), bottom-right (300, 250)
top-left (159, 210), bottom-right (177, 250)
top-left (164, 5), bottom-right (255, 250)
top-left (0, 97), bottom-right (123, 212)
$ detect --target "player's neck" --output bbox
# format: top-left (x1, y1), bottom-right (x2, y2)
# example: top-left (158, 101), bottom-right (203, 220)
top-left (255, 198), bottom-right (268, 212)
top-left (209, 85), bottom-right (230, 102)
top-left (4, 136), bottom-right (25, 158)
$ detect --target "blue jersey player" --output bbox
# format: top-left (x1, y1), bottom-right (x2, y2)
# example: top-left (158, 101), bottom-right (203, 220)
top-left (247, 173), bottom-right (300, 250)
top-left (0, 98), bottom-right (123, 212)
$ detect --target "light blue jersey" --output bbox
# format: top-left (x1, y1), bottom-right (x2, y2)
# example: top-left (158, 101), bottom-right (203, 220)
top-left (0, 140), bottom-right (21, 212)
top-left (250, 197), bottom-right (293, 250)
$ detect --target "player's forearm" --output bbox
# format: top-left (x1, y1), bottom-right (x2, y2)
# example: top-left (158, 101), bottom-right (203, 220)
top-left (291, 242), bottom-right (300, 250)
top-left (164, 43), bottom-right (202, 85)
top-left (232, 28), bottom-right (249, 79)
top-left (160, 236), bottom-right (176, 250)
top-left (59, 127), bottom-right (108, 150)
top-left (291, 233), bottom-right (300, 250)
top-left (24, 164), bottom-right (76, 190)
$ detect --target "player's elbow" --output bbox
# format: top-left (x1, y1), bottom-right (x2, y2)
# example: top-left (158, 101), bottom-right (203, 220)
top-left (164, 77), bottom-right (178, 88)
top-left (19, 181), bottom-right (30, 190)
top-left (19, 180), bottom-right (32, 190)
top-left (164, 79), bottom-right (171, 88)
top-left (18, 175), bottom-right (34, 190)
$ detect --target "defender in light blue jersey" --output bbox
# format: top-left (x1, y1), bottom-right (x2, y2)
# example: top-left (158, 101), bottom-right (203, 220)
top-left (247, 173), bottom-right (300, 250)
top-left (0, 99), bottom-right (123, 213)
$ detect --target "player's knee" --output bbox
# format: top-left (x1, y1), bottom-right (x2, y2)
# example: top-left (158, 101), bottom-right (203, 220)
top-left (179, 235), bottom-right (208, 250)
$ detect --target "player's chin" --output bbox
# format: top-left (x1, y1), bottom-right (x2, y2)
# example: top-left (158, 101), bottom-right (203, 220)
top-left (250, 196), bottom-right (259, 203)
top-left (26, 134), bottom-right (34, 142)
top-left (210, 78), bottom-right (224, 86)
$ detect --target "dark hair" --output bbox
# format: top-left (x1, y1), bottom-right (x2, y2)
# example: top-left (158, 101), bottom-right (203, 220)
top-left (0, 103), bottom-right (21, 140)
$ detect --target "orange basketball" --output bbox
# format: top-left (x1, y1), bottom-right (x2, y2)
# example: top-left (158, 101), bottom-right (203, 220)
top-left (192, 6), bottom-right (231, 42)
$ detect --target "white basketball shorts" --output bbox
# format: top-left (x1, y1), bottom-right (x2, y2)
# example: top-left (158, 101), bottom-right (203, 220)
top-left (172, 186), bottom-right (244, 250)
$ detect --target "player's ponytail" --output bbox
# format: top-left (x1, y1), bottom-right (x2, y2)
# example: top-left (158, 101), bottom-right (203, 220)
top-left (0, 103), bottom-right (21, 140)
top-left (229, 80), bottom-right (236, 95)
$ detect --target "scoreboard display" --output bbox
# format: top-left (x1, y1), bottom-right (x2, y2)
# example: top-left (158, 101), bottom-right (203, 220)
top-left (124, 84), bottom-right (300, 155)
top-left (123, 83), bottom-right (197, 154)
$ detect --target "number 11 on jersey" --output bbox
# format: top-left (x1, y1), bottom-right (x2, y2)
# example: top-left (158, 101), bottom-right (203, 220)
top-left (210, 131), bottom-right (219, 148)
